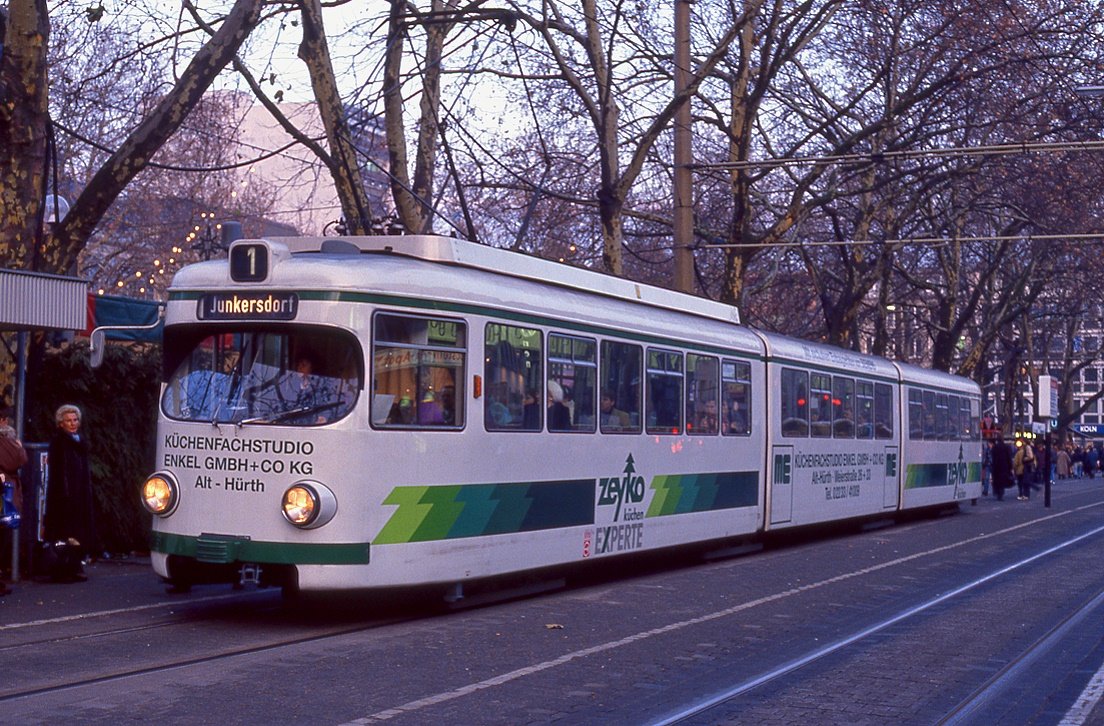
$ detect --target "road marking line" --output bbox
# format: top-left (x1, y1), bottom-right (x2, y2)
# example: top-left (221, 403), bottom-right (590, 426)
top-left (341, 501), bottom-right (1104, 724)
top-left (1060, 660), bottom-right (1104, 725)
top-left (0, 591), bottom-right (271, 632)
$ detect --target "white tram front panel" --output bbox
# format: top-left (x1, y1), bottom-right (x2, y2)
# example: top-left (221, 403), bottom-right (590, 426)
top-left (759, 333), bottom-right (904, 530)
top-left (147, 237), bottom-right (770, 591)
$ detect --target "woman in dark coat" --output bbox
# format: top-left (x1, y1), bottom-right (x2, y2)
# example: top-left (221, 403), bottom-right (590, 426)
top-left (45, 404), bottom-right (98, 581)
top-left (989, 437), bottom-right (1014, 502)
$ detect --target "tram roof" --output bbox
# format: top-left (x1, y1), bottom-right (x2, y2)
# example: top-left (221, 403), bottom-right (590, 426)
top-left (267, 234), bottom-right (742, 327)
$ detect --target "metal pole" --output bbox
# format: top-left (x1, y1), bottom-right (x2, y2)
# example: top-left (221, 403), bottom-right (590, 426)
top-left (11, 331), bottom-right (26, 582)
top-left (672, 0), bottom-right (694, 293)
top-left (1044, 429), bottom-right (1052, 508)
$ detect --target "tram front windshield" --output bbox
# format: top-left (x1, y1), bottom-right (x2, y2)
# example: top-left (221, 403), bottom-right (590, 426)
top-left (161, 326), bottom-right (361, 426)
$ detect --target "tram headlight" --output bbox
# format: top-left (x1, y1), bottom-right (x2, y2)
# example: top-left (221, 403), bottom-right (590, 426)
top-left (281, 481), bottom-right (337, 529)
top-left (142, 472), bottom-right (179, 517)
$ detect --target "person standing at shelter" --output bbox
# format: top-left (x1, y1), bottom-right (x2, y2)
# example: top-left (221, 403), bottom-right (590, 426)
top-left (1013, 438), bottom-right (1035, 501)
top-left (990, 437), bottom-right (1014, 501)
top-left (45, 404), bottom-right (98, 582)
top-left (0, 407), bottom-right (27, 596)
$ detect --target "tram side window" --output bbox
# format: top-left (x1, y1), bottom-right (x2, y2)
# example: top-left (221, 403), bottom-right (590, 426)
top-left (549, 333), bottom-right (597, 433)
top-left (600, 341), bottom-right (642, 433)
top-left (687, 354), bottom-right (719, 435)
top-left (832, 376), bottom-right (855, 438)
top-left (874, 383), bottom-right (893, 439)
top-left (373, 314), bottom-right (466, 428)
top-left (963, 397), bottom-right (979, 440)
top-left (485, 323), bottom-right (543, 431)
top-left (781, 368), bottom-right (809, 437)
top-left (722, 360), bottom-right (752, 436)
top-left (646, 348), bottom-right (683, 435)
top-left (908, 388), bottom-right (923, 440)
top-left (810, 372), bottom-right (832, 438)
top-left (855, 380), bottom-right (874, 440)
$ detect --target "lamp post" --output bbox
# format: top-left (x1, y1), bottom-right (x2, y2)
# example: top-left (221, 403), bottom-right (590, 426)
top-left (190, 212), bottom-right (226, 261)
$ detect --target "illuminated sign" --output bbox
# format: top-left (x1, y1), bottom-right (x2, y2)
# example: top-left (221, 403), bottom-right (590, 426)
top-left (198, 292), bottom-right (298, 321)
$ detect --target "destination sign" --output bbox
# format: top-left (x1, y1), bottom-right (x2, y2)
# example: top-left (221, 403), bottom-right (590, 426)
top-left (198, 292), bottom-right (298, 321)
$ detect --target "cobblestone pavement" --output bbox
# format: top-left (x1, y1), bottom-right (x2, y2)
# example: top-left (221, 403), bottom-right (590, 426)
top-left (3, 482), bottom-right (1104, 725)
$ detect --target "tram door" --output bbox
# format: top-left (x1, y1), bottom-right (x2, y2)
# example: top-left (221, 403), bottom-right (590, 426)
top-left (883, 445), bottom-right (900, 508)
top-left (769, 445), bottom-right (794, 524)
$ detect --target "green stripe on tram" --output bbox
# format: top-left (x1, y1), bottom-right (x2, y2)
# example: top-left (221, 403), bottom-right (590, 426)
top-left (904, 461), bottom-right (980, 489)
top-left (374, 479), bottom-right (595, 544)
top-left (151, 531), bottom-right (371, 565)
top-left (647, 471), bottom-right (759, 517)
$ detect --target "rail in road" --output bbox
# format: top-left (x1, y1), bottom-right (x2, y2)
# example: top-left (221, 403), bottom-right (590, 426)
top-left (3, 481), bottom-right (1104, 724)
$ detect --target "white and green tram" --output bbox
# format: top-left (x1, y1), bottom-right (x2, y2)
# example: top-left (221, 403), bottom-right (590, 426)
top-left (140, 235), bottom-right (981, 595)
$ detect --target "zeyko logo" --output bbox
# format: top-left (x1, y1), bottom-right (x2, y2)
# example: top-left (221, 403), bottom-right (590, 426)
top-left (598, 454), bottom-right (646, 521)
top-left (947, 444), bottom-right (968, 489)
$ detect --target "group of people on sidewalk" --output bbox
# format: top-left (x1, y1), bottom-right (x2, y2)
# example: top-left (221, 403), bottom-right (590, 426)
top-left (0, 403), bottom-right (98, 596)
top-left (984, 436), bottom-right (1045, 502)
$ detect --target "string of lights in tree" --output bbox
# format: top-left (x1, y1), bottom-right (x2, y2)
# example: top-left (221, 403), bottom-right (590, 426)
top-left (96, 212), bottom-right (217, 296)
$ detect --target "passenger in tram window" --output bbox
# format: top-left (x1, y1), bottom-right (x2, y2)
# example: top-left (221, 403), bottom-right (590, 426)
top-left (693, 399), bottom-right (719, 435)
top-left (277, 356), bottom-right (333, 415)
top-left (600, 389), bottom-right (631, 431)
top-left (419, 384), bottom-right (456, 426)
top-left (547, 380), bottom-right (572, 431)
top-left (724, 398), bottom-right (748, 435)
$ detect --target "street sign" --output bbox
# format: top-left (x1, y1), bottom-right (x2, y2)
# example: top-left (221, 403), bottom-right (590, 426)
top-left (1071, 424), bottom-right (1104, 436)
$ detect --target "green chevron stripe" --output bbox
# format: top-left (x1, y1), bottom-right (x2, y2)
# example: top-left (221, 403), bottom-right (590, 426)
top-left (374, 479), bottom-right (594, 544)
top-left (646, 471), bottom-right (759, 517)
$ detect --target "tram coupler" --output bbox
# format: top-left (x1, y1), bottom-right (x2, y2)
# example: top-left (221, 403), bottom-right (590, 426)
top-left (239, 563), bottom-right (263, 587)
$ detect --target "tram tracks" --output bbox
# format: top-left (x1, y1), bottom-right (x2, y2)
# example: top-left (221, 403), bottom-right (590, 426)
top-left (0, 591), bottom-right (423, 704)
top-left (652, 519), bottom-right (1104, 725)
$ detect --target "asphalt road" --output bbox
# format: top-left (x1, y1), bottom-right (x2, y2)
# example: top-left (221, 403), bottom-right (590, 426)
top-left (3, 479), bottom-right (1104, 725)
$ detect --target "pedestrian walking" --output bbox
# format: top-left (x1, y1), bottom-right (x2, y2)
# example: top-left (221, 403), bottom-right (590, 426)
top-left (990, 437), bottom-right (1014, 502)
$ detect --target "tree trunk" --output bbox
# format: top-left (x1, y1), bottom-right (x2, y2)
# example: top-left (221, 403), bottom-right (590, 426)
top-left (0, 0), bottom-right (50, 270)
top-left (298, 0), bottom-right (374, 234)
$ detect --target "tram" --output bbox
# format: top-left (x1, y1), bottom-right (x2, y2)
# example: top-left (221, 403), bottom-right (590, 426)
top-left (140, 234), bottom-right (982, 595)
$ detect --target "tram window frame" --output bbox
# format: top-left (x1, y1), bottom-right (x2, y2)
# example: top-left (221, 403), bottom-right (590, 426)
top-left (484, 322), bottom-right (543, 432)
top-left (947, 395), bottom-right (962, 441)
top-left (832, 376), bottom-right (855, 439)
top-left (874, 383), bottom-right (893, 439)
top-left (809, 372), bottom-right (833, 438)
top-left (722, 360), bottom-right (752, 436)
top-left (908, 388), bottom-right (923, 440)
top-left (646, 348), bottom-right (684, 435)
top-left (780, 368), bottom-right (809, 437)
top-left (922, 389), bottom-right (937, 440)
top-left (687, 354), bottom-right (720, 436)
top-left (855, 380), bottom-right (874, 440)
top-left (371, 313), bottom-right (466, 430)
top-left (548, 333), bottom-right (597, 433)
top-left (935, 393), bottom-right (950, 440)
top-left (600, 340), bottom-right (642, 434)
